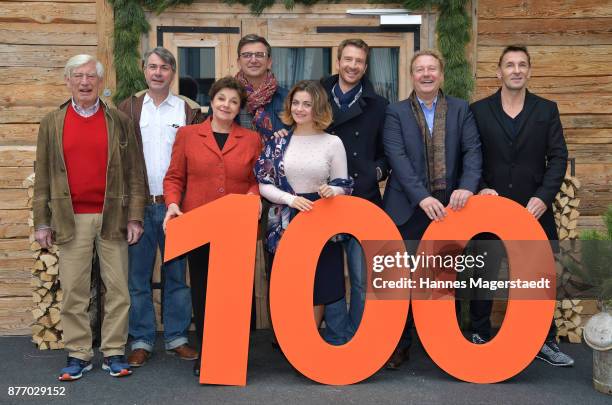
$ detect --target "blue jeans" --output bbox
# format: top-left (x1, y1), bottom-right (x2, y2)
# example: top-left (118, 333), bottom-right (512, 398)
top-left (128, 204), bottom-right (191, 351)
top-left (323, 237), bottom-right (366, 345)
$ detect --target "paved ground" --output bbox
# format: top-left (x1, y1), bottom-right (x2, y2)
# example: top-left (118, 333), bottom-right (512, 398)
top-left (0, 331), bottom-right (609, 405)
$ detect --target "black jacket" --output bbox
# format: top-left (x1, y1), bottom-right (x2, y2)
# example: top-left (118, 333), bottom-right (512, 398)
top-left (470, 89), bottom-right (568, 240)
top-left (322, 75), bottom-right (389, 205)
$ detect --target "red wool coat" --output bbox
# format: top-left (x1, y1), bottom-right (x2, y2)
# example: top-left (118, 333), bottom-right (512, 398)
top-left (164, 117), bottom-right (261, 213)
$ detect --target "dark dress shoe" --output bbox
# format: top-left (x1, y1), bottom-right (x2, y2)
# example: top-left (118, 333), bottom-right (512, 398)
top-left (193, 360), bottom-right (200, 377)
top-left (385, 347), bottom-right (409, 370)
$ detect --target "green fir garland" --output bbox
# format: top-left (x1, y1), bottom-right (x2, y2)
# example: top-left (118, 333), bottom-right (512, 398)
top-left (108, 0), bottom-right (473, 104)
top-left (401, 0), bottom-right (473, 100)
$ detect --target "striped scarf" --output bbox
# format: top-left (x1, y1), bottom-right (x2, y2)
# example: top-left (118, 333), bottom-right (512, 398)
top-left (409, 90), bottom-right (448, 193)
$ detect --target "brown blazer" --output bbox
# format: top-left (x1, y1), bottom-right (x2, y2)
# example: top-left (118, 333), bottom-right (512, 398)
top-left (33, 100), bottom-right (146, 243)
top-left (164, 117), bottom-right (262, 213)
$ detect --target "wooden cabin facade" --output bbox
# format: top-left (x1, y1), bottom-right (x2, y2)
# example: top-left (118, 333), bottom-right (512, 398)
top-left (0, 0), bottom-right (610, 335)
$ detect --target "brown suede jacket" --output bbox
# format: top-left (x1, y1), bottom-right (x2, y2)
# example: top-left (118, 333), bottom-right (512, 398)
top-left (33, 100), bottom-right (146, 244)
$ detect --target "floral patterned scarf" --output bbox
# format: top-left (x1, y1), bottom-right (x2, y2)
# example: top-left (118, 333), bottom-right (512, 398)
top-left (255, 131), bottom-right (354, 254)
top-left (236, 70), bottom-right (278, 138)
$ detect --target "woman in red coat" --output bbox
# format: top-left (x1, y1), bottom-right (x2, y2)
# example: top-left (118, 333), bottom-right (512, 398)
top-left (163, 76), bottom-right (261, 376)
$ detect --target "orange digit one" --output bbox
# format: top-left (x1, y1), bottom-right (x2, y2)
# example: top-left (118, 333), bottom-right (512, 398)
top-left (412, 195), bottom-right (556, 383)
top-left (164, 194), bottom-right (260, 385)
top-left (270, 196), bottom-right (409, 385)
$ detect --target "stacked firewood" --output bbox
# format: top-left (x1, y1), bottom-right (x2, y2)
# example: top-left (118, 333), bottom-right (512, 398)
top-left (25, 174), bottom-right (64, 350)
top-left (553, 175), bottom-right (580, 342)
top-left (554, 299), bottom-right (599, 344)
top-left (555, 299), bottom-right (583, 343)
top-left (551, 175), bottom-right (603, 343)
top-left (554, 176), bottom-right (581, 240)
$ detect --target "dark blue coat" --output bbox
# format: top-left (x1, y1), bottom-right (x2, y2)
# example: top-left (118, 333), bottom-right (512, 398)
top-left (382, 95), bottom-right (482, 225)
top-left (322, 75), bottom-right (389, 206)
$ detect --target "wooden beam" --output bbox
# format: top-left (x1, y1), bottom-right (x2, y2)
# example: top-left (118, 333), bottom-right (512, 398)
top-left (478, 0), bottom-right (612, 19)
top-left (471, 92), bottom-right (612, 115)
top-left (0, 238), bottom-right (30, 253)
top-left (0, 296), bottom-right (32, 335)
top-left (476, 76), bottom-right (612, 95)
top-left (0, 147), bottom-right (36, 167)
top-left (96, 0), bottom-right (115, 105)
top-left (477, 18), bottom-right (612, 46)
top-left (0, 44), bottom-right (97, 68)
top-left (1, 84), bottom-right (68, 108)
top-left (561, 115), bottom-right (612, 129)
top-left (0, 209), bottom-right (30, 225)
top-left (0, 2), bottom-right (96, 24)
top-left (0, 189), bottom-right (29, 210)
top-left (0, 124), bottom-right (39, 146)
top-left (467, 0), bottom-right (478, 80)
top-left (477, 45), bottom-right (612, 77)
top-left (0, 168), bottom-right (34, 188)
top-left (0, 106), bottom-right (55, 124)
top-left (0, 23), bottom-right (97, 46)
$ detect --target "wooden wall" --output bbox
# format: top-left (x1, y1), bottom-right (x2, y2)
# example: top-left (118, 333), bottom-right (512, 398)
top-left (473, 0), bottom-right (612, 223)
top-left (0, 0), bottom-right (113, 335)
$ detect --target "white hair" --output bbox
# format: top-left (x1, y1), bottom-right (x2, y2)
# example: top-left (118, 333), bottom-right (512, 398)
top-left (64, 54), bottom-right (104, 78)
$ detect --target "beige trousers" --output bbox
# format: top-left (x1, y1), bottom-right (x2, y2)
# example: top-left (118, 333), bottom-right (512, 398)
top-left (58, 214), bottom-right (129, 361)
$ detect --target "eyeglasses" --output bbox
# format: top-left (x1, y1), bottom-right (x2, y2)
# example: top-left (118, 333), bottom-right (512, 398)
top-left (239, 51), bottom-right (268, 60)
top-left (71, 73), bottom-right (98, 81)
top-left (146, 64), bottom-right (173, 72)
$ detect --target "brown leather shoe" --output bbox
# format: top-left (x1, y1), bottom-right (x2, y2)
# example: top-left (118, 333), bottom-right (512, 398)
top-left (127, 349), bottom-right (150, 367)
top-left (385, 347), bottom-right (409, 370)
top-left (167, 344), bottom-right (198, 361)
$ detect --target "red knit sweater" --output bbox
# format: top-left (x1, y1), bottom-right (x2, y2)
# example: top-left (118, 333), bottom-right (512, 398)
top-left (62, 105), bottom-right (108, 213)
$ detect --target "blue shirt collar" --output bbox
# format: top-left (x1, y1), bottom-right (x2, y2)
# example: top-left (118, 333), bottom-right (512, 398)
top-left (417, 95), bottom-right (438, 111)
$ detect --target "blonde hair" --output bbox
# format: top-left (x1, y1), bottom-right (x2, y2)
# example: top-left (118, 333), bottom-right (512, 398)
top-left (280, 80), bottom-right (333, 131)
top-left (410, 49), bottom-right (444, 73)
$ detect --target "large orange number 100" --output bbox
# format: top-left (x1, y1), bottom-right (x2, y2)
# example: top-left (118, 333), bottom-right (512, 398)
top-left (164, 195), bottom-right (555, 386)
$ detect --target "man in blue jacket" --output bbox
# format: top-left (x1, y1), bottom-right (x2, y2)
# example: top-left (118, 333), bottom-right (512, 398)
top-left (382, 50), bottom-right (482, 369)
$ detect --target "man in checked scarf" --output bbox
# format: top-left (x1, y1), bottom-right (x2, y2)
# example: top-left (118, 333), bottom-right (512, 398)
top-left (235, 34), bottom-right (288, 141)
top-left (234, 34), bottom-right (289, 331)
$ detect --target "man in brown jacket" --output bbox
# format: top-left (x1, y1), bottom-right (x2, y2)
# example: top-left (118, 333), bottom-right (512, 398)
top-left (33, 54), bottom-right (145, 381)
top-left (117, 47), bottom-right (202, 368)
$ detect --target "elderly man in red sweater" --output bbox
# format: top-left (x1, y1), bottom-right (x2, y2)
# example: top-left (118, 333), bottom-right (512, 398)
top-left (33, 54), bottom-right (145, 381)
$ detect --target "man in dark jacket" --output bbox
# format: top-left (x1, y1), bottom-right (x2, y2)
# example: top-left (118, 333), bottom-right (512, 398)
top-left (117, 47), bottom-right (202, 368)
top-left (321, 39), bottom-right (389, 345)
top-left (470, 45), bottom-right (573, 367)
top-left (383, 50), bottom-right (482, 369)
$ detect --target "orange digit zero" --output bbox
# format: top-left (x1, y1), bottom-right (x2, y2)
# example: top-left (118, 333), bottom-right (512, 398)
top-left (412, 196), bottom-right (555, 383)
top-left (270, 196), bottom-right (409, 385)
